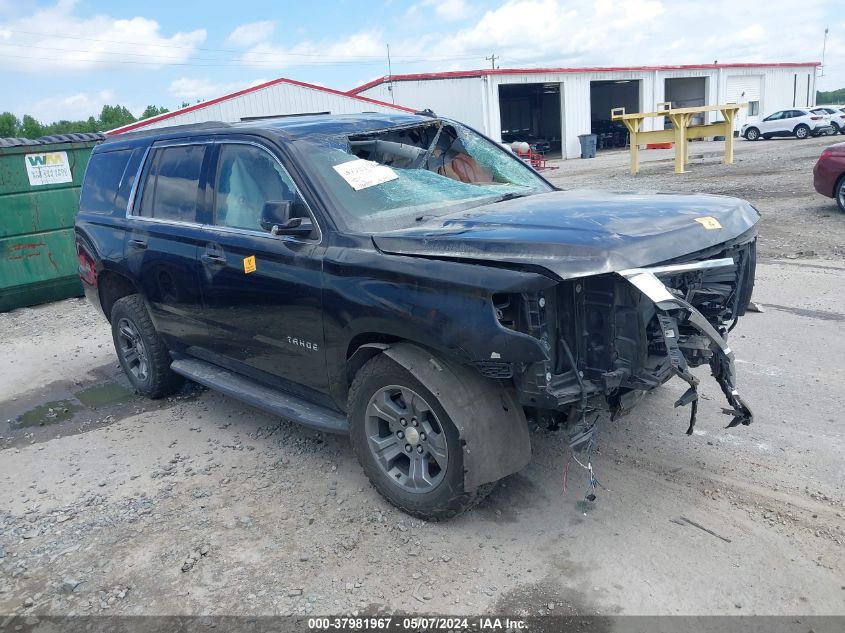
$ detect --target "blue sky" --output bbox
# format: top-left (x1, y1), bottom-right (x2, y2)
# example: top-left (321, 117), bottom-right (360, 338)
top-left (1, 0), bottom-right (841, 122)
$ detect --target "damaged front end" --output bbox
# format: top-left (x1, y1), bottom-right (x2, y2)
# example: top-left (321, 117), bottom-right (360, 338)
top-left (505, 235), bottom-right (756, 433)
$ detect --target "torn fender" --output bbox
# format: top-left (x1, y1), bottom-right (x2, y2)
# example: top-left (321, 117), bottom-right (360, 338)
top-left (383, 342), bottom-right (531, 490)
top-left (620, 264), bottom-right (753, 432)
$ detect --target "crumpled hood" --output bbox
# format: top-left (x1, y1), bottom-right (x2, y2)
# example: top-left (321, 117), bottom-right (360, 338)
top-left (372, 189), bottom-right (760, 279)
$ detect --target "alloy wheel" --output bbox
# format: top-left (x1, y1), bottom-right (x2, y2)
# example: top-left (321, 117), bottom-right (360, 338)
top-left (364, 385), bottom-right (449, 493)
top-left (116, 317), bottom-right (149, 382)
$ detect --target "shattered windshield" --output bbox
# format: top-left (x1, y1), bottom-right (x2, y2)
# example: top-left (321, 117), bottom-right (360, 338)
top-left (297, 119), bottom-right (553, 232)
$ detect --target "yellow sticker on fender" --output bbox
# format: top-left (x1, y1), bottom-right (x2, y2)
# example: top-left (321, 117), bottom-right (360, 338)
top-left (695, 216), bottom-right (722, 230)
top-left (243, 255), bottom-right (256, 274)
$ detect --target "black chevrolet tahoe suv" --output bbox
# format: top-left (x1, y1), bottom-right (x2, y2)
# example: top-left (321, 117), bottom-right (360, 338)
top-left (76, 113), bottom-right (758, 520)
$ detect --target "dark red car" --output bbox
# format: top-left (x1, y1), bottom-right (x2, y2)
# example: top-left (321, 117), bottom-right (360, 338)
top-left (813, 142), bottom-right (845, 212)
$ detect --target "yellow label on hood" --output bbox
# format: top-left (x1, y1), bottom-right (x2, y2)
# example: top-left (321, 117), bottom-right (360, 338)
top-left (695, 216), bottom-right (722, 230)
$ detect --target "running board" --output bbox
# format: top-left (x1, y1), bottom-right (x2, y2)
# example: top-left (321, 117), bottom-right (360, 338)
top-left (170, 358), bottom-right (348, 435)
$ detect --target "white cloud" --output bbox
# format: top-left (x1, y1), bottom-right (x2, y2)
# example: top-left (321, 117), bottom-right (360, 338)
top-left (168, 77), bottom-right (269, 102)
top-left (416, 0), bottom-right (474, 22)
top-left (16, 89), bottom-right (115, 121)
top-left (238, 29), bottom-right (384, 69)
top-left (225, 20), bottom-right (275, 47)
top-left (0, 0), bottom-right (206, 71)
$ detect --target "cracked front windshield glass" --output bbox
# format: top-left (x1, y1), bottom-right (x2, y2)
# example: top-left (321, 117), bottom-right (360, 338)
top-left (300, 120), bottom-right (553, 232)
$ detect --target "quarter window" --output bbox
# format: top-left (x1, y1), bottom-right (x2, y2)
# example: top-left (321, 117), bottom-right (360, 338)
top-left (213, 144), bottom-right (301, 231)
top-left (138, 145), bottom-right (205, 222)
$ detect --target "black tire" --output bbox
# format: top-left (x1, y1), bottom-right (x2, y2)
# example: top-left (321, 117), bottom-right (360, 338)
top-left (110, 295), bottom-right (183, 398)
top-left (835, 175), bottom-right (845, 214)
top-left (833, 123), bottom-right (842, 135)
top-left (794, 124), bottom-right (810, 139)
top-left (348, 353), bottom-right (495, 521)
top-left (744, 127), bottom-right (760, 141)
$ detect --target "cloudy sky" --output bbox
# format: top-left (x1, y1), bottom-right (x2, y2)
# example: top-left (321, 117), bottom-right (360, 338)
top-left (1, 0), bottom-right (841, 122)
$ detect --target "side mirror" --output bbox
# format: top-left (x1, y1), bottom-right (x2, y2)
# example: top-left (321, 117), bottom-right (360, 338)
top-left (259, 200), bottom-right (315, 237)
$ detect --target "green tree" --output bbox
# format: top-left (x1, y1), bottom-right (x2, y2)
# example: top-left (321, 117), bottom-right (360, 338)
top-left (0, 111), bottom-right (19, 137)
top-left (98, 104), bottom-right (136, 130)
top-left (20, 115), bottom-right (43, 139)
top-left (817, 88), bottom-right (845, 104)
top-left (140, 105), bottom-right (169, 119)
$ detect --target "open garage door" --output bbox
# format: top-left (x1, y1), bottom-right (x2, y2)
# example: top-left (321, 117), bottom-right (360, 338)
top-left (665, 77), bottom-right (707, 125)
top-left (590, 80), bottom-right (641, 150)
top-left (498, 83), bottom-right (562, 157)
top-left (726, 75), bottom-right (762, 132)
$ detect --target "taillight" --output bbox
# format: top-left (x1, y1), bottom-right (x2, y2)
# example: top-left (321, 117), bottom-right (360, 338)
top-left (810, 116), bottom-right (822, 120)
top-left (77, 245), bottom-right (97, 286)
top-left (839, 114), bottom-right (845, 119)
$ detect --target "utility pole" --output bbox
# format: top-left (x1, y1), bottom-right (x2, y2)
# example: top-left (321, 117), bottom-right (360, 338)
top-left (485, 54), bottom-right (497, 69)
top-left (821, 26), bottom-right (829, 77)
top-left (386, 43), bottom-right (395, 103)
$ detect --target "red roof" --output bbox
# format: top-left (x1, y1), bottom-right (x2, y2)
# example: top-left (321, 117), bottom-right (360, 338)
top-left (348, 62), bottom-right (821, 94)
top-left (109, 76), bottom-right (416, 135)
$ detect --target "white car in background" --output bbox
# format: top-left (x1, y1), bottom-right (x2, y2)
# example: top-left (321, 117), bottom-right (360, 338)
top-left (741, 108), bottom-right (833, 140)
top-left (811, 106), bottom-right (845, 134)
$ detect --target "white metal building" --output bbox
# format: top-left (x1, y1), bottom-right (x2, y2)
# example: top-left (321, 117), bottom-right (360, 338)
top-left (108, 77), bottom-right (415, 135)
top-left (350, 63), bottom-right (820, 159)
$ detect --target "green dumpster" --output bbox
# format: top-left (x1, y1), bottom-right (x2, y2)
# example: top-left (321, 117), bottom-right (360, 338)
top-left (0, 133), bottom-right (104, 312)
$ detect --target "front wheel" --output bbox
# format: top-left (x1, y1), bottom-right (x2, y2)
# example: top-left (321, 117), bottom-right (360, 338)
top-left (348, 354), bottom-right (494, 521)
top-left (794, 124), bottom-right (810, 139)
top-left (744, 127), bottom-right (760, 141)
top-left (836, 175), bottom-right (845, 213)
top-left (111, 295), bottom-right (183, 398)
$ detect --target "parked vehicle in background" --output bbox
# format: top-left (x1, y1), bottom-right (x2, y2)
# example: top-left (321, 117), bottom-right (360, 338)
top-left (813, 142), bottom-right (845, 212)
top-left (812, 106), bottom-right (845, 134)
top-left (76, 113), bottom-right (758, 520)
top-left (741, 108), bottom-right (833, 140)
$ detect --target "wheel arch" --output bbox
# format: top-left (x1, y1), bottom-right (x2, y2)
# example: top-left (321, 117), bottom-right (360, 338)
top-left (98, 269), bottom-right (140, 322)
top-left (375, 341), bottom-right (531, 490)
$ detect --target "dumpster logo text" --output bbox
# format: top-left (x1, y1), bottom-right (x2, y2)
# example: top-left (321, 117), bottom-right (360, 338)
top-left (24, 151), bottom-right (73, 186)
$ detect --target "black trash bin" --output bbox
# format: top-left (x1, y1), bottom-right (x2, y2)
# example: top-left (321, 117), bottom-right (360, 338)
top-left (578, 133), bottom-right (597, 159)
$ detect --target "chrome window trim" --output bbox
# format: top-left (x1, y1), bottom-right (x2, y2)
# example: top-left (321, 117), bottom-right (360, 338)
top-left (208, 138), bottom-right (323, 245)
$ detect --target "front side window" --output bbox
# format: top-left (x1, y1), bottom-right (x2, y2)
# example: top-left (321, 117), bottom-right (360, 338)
top-left (213, 144), bottom-right (301, 231)
top-left (138, 145), bottom-right (205, 222)
top-left (764, 111), bottom-right (783, 121)
top-left (298, 119), bottom-right (552, 233)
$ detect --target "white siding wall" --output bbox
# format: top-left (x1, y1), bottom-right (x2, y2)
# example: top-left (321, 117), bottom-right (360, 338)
top-left (136, 82), bottom-right (406, 131)
top-left (358, 78), bottom-right (487, 131)
top-left (362, 65), bottom-right (817, 160)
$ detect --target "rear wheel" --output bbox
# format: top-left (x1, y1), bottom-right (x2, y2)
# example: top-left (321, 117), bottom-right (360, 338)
top-left (794, 124), bottom-right (810, 139)
top-left (111, 295), bottom-right (183, 398)
top-left (348, 354), bottom-right (494, 521)
top-left (744, 127), bottom-right (760, 141)
top-left (836, 175), bottom-right (845, 213)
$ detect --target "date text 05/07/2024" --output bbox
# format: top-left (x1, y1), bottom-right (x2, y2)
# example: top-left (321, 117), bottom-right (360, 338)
top-left (307, 616), bottom-right (527, 630)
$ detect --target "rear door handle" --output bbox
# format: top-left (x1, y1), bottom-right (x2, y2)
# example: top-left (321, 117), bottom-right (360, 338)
top-left (129, 238), bottom-right (147, 249)
top-left (201, 253), bottom-right (226, 266)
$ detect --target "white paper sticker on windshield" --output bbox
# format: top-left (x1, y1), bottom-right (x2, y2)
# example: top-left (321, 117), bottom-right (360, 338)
top-left (333, 159), bottom-right (398, 191)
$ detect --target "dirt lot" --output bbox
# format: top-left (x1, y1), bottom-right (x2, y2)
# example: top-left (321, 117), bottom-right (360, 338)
top-left (1, 135), bottom-right (843, 620)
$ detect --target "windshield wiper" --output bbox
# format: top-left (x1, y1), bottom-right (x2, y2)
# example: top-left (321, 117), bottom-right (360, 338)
top-left (494, 192), bottom-right (530, 203)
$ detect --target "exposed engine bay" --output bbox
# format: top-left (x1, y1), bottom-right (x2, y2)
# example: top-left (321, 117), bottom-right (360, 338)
top-left (495, 236), bottom-right (756, 434)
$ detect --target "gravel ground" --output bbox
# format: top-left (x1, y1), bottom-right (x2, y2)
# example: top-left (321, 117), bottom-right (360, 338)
top-left (0, 136), bottom-right (843, 619)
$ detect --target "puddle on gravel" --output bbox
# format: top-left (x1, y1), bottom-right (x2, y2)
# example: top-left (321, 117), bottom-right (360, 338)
top-left (15, 399), bottom-right (82, 428)
top-left (74, 382), bottom-right (134, 408)
top-left (1, 362), bottom-right (203, 449)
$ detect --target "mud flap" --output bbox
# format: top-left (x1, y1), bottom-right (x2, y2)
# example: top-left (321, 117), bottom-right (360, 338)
top-left (621, 270), bottom-right (753, 433)
top-left (383, 343), bottom-right (531, 490)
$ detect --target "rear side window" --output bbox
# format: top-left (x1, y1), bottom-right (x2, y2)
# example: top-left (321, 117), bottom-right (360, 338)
top-left (138, 145), bottom-right (205, 223)
top-left (79, 149), bottom-right (133, 215)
